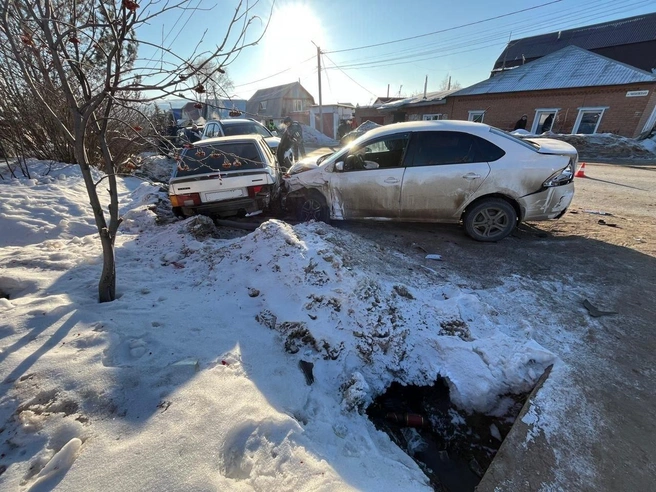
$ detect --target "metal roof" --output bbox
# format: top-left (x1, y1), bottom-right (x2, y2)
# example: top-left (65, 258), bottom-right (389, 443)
top-left (376, 89), bottom-right (458, 110)
top-left (453, 46), bottom-right (656, 96)
top-left (494, 12), bottom-right (656, 69)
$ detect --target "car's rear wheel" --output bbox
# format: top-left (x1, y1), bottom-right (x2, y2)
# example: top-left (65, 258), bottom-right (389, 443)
top-left (297, 192), bottom-right (329, 223)
top-left (463, 198), bottom-right (517, 242)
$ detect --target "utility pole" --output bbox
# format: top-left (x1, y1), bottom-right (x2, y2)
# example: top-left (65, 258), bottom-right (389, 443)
top-left (315, 43), bottom-right (324, 134)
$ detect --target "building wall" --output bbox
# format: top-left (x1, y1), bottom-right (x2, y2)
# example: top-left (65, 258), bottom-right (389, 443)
top-left (401, 84), bottom-right (656, 137)
top-left (353, 107), bottom-right (393, 126)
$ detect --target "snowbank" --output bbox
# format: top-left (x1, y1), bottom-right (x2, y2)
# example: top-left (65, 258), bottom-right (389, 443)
top-left (301, 124), bottom-right (339, 147)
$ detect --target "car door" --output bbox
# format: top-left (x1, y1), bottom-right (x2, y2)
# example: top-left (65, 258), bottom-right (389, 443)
top-left (328, 133), bottom-right (410, 219)
top-left (400, 131), bottom-right (498, 220)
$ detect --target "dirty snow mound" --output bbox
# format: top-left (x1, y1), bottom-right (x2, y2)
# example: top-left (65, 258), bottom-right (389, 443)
top-left (178, 219), bottom-right (555, 413)
top-left (301, 125), bottom-right (338, 147)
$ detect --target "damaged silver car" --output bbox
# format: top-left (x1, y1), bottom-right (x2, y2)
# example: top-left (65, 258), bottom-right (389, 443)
top-left (283, 120), bottom-right (577, 241)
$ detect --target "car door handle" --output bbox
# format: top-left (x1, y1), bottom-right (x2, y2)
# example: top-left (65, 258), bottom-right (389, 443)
top-left (384, 177), bottom-right (400, 184)
top-left (462, 173), bottom-right (481, 179)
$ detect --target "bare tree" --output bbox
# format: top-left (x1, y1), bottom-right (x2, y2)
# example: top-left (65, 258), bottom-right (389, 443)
top-left (0, 0), bottom-right (269, 302)
top-left (438, 74), bottom-right (461, 91)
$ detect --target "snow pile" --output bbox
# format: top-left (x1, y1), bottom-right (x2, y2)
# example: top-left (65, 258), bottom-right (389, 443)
top-left (0, 159), bottom-right (565, 490)
top-left (641, 133), bottom-right (656, 153)
top-left (340, 120), bottom-right (382, 146)
top-left (301, 124), bottom-right (338, 147)
top-left (135, 152), bottom-right (176, 183)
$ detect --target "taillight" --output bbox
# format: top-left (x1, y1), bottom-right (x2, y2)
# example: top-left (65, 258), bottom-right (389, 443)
top-left (542, 158), bottom-right (575, 187)
top-left (170, 193), bottom-right (201, 207)
top-left (247, 185), bottom-right (265, 198)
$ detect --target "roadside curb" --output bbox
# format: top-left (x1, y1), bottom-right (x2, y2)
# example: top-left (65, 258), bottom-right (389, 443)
top-left (476, 364), bottom-right (554, 491)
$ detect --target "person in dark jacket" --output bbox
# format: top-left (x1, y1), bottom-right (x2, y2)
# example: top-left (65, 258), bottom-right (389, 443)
top-left (513, 114), bottom-right (528, 130)
top-left (541, 114), bottom-right (554, 133)
top-left (276, 116), bottom-right (305, 171)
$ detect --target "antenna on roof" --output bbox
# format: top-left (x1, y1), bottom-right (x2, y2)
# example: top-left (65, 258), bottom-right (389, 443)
top-left (557, 30), bottom-right (562, 40)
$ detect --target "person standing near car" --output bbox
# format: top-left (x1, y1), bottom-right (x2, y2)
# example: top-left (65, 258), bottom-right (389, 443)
top-left (513, 114), bottom-right (528, 131)
top-left (276, 116), bottom-right (306, 171)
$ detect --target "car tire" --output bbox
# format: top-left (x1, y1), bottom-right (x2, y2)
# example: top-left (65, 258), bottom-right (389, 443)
top-left (297, 191), bottom-right (329, 223)
top-left (463, 198), bottom-right (517, 242)
top-left (172, 206), bottom-right (185, 219)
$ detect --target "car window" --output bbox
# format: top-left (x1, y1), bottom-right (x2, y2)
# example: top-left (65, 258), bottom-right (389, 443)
top-left (409, 131), bottom-right (504, 166)
top-left (343, 134), bottom-right (409, 171)
top-left (204, 123), bottom-right (216, 138)
top-left (222, 122), bottom-right (272, 138)
top-left (176, 142), bottom-right (264, 177)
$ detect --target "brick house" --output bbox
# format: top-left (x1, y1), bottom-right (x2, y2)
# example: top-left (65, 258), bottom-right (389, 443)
top-left (353, 97), bottom-right (404, 126)
top-left (246, 82), bottom-right (315, 126)
top-left (380, 46), bottom-right (656, 138)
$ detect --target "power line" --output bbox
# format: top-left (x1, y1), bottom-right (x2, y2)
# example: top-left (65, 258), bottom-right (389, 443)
top-left (323, 0), bottom-right (652, 72)
top-left (232, 55), bottom-right (315, 88)
top-left (322, 53), bottom-right (378, 98)
top-left (324, 0), bottom-right (564, 54)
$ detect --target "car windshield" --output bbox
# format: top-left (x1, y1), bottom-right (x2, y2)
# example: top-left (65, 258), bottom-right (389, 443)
top-left (176, 142), bottom-right (265, 177)
top-left (489, 127), bottom-right (540, 151)
top-left (222, 122), bottom-right (272, 138)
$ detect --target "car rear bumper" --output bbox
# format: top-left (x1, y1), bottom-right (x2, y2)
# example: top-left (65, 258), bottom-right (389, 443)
top-left (519, 183), bottom-right (574, 221)
top-left (180, 196), bottom-right (269, 218)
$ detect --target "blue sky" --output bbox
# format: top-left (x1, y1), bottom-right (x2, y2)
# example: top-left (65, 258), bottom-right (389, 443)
top-left (136, 0), bottom-right (655, 106)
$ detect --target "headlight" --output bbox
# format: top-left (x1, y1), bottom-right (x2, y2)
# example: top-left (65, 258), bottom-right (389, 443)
top-left (543, 158), bottom-right (575, 187)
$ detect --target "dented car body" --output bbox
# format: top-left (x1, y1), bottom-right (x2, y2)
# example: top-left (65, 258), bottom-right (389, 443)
top-left (284, 120), bottom-right (577, 241)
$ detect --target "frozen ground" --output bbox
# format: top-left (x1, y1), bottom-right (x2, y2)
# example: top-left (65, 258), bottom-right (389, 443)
top-left (0, 158), bottom-right (602, 490)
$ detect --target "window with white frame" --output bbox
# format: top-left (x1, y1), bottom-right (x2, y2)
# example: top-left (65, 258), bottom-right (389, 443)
top-left (423, 113), bottom-right (447, 120)
top-left (573, 107), bottom-right (607, 134)
top-left (531, 109), bottom-right (559, 133)
top-left (258, 100), bottom-right (267, 112)
top-left (293, 99), bottom-right (303, 112)
top-left (468, 110), bottom-right (485, 123)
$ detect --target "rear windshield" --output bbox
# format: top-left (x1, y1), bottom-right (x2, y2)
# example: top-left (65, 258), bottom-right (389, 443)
top-left (176, 142), bottom-right (265, 177)
top-left (222, 122), bottom-right (271, 138)
top-left (489, 127), bottom-right (540, 151)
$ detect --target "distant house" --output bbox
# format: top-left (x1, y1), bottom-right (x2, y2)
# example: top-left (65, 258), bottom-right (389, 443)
top-left (446, 46), bottom-right (656, 138)
top-left (373, 90), bottom-right (458, 124)
top-left (308, 103), bottom-right (355, 139)
top-left (246, 82), bottom-right (315, 126)
top-left (354, 97), bottom-right (404, 126)
top-left (492, 12), bottom-right (656, 75)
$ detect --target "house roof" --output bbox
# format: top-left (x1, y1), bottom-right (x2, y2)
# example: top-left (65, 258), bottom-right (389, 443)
top-left (494, 12), bottom-right (656, 70)
top-left (452, 46), bottom-right (656, 97)
top-left (376, 89), bottom-right (458, 110)
top-left (246, 82), bottom-right (315, 118)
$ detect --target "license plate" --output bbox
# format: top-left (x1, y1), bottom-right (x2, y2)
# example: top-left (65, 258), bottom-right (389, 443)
top-left (204, 188), bottom-right (245, 202)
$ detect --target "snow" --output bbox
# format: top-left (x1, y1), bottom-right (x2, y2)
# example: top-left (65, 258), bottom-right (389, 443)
top-left (0, 158), bottom-right (580, 489)
top-left (300, 125), bottom-right (339, 147)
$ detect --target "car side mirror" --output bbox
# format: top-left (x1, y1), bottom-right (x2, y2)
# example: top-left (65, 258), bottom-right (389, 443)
top-left (335, 161), bottom-right (344, 172)
top-left (271, 130), bottom-right (279, 136)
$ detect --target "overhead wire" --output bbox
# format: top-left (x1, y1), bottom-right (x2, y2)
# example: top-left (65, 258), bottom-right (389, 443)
top-left (323, 0), bottom-right (653, 72)
top-left (324, 0), bottom-right (564, 54)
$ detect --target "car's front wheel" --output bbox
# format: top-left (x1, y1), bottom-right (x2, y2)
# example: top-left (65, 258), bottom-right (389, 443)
top-left (297, 192), bottom-right (329, 223)
top-left (463, 198), bottom-right (517, 242)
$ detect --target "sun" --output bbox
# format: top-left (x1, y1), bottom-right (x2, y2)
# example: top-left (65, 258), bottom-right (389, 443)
top-left (261, 2), bottom-right (325, 74)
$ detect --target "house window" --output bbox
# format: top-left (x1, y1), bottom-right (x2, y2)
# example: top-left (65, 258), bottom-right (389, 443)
top-left (423, 114), bottom-right (447, 120)
top-left (258, 101), bottom-right (267, 112)
top-left (573, 107), bottom-right (607, 134)
top-left (293, 99), bottom-right (303, 112)
top-left (531, 109), bottom-right (559, 134)
top-left (468, 111), bottom-right (485, 123)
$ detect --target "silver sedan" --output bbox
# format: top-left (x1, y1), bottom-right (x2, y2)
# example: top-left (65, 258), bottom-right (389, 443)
top-left (283, 120), bottom-right (577, 241)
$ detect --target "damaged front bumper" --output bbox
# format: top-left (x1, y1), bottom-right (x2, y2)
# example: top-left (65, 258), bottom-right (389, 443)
top-left (519, 183), bottom-right (574, 221)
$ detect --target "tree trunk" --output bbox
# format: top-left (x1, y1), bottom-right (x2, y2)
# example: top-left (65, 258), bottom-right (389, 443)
top-left (98, 228), bottom-right (116, 302)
